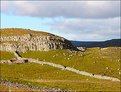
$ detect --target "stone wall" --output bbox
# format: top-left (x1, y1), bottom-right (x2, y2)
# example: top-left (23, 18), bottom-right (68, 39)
top-left (0, 34), bottom-right (73, 52)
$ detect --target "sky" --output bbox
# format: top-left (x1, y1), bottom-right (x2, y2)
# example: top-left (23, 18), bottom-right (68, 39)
top-left (1, 0), bottom-right (120, 41)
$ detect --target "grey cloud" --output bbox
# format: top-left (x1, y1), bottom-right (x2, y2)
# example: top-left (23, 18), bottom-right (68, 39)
top-left (1, 1), bottom-right (120, 18)
top-left (46, 17), bottom-right (120, 41)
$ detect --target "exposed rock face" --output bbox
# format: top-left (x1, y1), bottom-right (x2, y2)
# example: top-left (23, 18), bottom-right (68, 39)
top-left (0, 31), bottom-right (74, 52)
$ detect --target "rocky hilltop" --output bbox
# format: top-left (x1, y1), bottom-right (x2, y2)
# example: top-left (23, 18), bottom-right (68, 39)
top-left (0, 28), bottom-right (74, 52)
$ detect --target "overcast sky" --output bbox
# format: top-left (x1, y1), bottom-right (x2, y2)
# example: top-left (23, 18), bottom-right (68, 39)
top-left (1, 0), bottom-right (120, 41)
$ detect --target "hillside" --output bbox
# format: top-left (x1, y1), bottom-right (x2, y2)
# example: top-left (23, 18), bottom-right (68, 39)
top-left (0, 28), bottom-right (120, 91)
top-left (0, 28), bottom-right (53, 36)
top-left (0, 47), bottom-right (120, 91)
top-left (71, 39), bottom-right (121, 47)
top-left (0, 28), bottom-right (74, 52)
top-left (19, 47), bottom-right (121, 79)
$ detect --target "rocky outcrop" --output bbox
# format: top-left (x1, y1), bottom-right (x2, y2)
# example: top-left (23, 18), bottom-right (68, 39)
top-left (0, 33), bottom-right (74, 52)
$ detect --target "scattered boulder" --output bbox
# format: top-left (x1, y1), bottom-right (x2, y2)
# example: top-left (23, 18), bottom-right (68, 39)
top-left (77, 47), bottom-right (86, 52)
top-left (101, 48), bottom-right (107, 50)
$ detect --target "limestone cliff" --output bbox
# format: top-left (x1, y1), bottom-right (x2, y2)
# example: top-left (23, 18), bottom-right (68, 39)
top-left (0, 28), bottom-right (74, 52)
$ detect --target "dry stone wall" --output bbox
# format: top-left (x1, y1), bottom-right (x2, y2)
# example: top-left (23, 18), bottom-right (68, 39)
top-left (0, 34), bottom-right (73, 52)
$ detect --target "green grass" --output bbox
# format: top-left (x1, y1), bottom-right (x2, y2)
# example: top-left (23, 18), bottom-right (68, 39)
top-left (0, 28), bottom-right (51, 36)
top-left (0, 28), bottom-right (62, 39)
top-left (20, 47), bottom-right (121, 79)
top-left (0, 47), bottom-right (120, 91)
top-left (0, 50), bottom-right (15, 60)
top-left (1, 63), bottom-right (120, 91)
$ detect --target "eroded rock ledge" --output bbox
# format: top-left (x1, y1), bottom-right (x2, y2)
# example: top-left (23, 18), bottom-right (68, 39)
top-left (0, 33), bottom-right (74, 52)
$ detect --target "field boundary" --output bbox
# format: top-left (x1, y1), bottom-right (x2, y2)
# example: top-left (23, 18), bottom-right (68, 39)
top-left (0, 51), bottom-right (120, 82)
top-left (27, 58), bottom-right (120, 82)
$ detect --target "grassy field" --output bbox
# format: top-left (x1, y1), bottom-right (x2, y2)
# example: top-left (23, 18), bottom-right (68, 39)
top-left (0, 50), bottom-right (15, 60)
top-left (0, 47), bottom-right (120, 91)
top-left (1, 63), bottom-right (120, 91)
top-left (20, 47), bottom-right (121, 79)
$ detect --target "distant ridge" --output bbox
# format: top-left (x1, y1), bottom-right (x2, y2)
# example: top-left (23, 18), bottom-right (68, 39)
top-left (71, 39), bottom-right (121, 48)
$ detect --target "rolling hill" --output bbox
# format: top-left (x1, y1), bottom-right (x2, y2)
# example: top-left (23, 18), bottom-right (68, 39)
top-left (0, 28), bottom-right (120, 91)
top-left (71, 39), bottom-right (121, 48)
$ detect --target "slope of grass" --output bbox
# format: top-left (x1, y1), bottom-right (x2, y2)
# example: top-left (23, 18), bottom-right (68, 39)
top-left (20, 47), bottom-right (121, 79)
top-left (0, 28), bottom-right (51, 36)
top-left (0, 28), bottom-right (62, 39)
top-left (1, 63), bottom-right (120, 91)
top-left (0, 50), bottom-right (15, 60)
